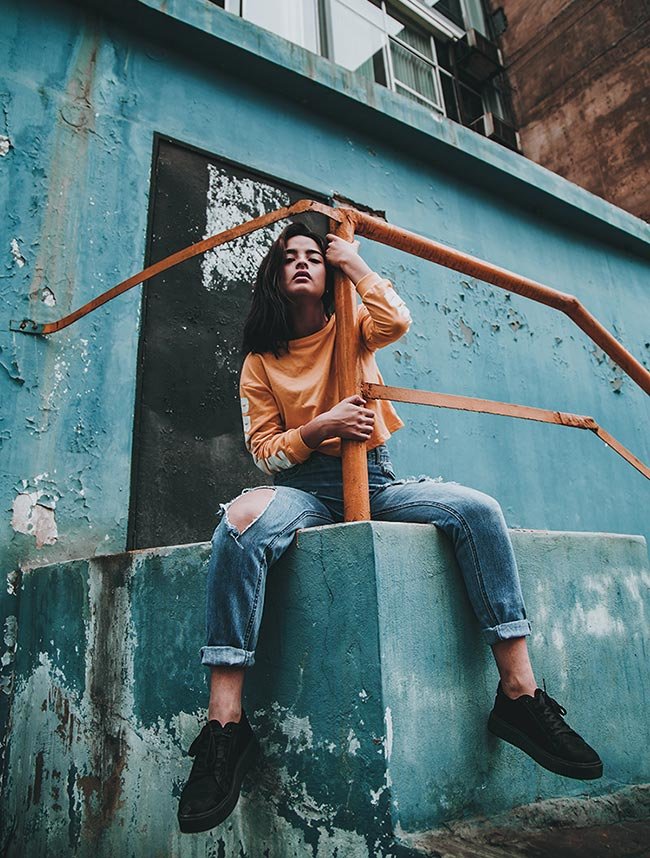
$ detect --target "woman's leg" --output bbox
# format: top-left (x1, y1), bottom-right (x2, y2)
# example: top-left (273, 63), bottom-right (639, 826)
top-left (492, 637), bottom-right (536, 698)
top-left (369, 475), bottom-right (602, 779)
top-left (370, 477), bottom-right (531, 647)
top-left (201, 485), bottom-right (335, 715)
top-left (179, 485), bottom-right (335, 834)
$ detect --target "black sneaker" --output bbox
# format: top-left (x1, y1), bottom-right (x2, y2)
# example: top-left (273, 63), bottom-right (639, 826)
top-left (488, 683), bottom-right (603, 780)
top-left (178, 710), bottom-right (259, 833)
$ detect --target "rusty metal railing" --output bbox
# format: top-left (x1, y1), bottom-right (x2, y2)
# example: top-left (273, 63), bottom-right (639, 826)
top-left (10, 200), bottom-right (650, 516)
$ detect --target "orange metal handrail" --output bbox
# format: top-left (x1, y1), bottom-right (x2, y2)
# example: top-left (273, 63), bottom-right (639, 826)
top-left (363, 383), bottom-right (649, 480)
top-left (350, 209), bottom-right (650, 397)
top-left (10, 200), bottom-right (649, 511)
top-left (9, 200), bottom-right (340, 336)
top-left (332, 211), bottom-right (372, 521)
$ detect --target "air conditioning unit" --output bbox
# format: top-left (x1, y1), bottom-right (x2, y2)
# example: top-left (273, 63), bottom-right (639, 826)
top-left (469, 112), bottom-right (520, 151)
top-left (454, 29), bottom-right (503, 82)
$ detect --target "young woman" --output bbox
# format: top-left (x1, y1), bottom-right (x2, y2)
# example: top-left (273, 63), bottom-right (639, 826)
top-left (178, 222), bottom-right (602, 835)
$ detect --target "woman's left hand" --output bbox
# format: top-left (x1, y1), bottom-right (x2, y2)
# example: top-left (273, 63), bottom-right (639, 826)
top-left (326, 234), bottom-right (373, 285)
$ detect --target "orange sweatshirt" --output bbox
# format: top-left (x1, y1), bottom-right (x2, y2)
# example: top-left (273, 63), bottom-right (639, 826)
top-left (239, 271), bottom-right (411, 475)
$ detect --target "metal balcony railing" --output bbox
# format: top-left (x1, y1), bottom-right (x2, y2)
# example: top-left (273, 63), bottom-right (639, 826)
top-left (10, 199), bottom-right (650, 519)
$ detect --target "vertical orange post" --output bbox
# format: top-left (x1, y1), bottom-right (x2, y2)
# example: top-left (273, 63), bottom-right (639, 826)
top-left (331, 212), bottom-right (371, 521)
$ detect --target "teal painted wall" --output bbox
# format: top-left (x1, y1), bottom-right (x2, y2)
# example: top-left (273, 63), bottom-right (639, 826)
top-left (1, 0), bottom-right (649, 781)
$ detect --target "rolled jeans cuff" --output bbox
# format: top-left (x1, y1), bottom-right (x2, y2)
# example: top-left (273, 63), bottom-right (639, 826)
top-left (200, 645), bottom-right (255, 668)
top-left (482, 619), bottom-right (531, 646)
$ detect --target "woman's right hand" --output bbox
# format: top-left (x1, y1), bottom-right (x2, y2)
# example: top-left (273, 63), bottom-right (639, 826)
top-left (300, 395), bottom-right (375, 448)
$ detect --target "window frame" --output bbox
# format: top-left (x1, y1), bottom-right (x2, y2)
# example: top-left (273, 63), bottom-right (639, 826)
top-left (384, 11), bottom-right (446, 113)
top-left (376, 2), bottom-right (459, 117)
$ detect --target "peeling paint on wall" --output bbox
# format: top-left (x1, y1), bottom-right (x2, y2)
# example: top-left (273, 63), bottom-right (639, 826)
top-left (588, 344), bottom-right (626, 394)
top-left (11, 475), bottom-right (61, 549)
top-left (42, 286), bottom-right (56, 306)
top-left (370, 769), bottom-right (392, 807)
top-left (6, 571), bottom-right (19, 596)
top-left (383, 706), bottom-right (393, 761)
top-left (0, 134), bottom-right (12, 156)
top-left (277, 707), bottom-right (314, 750)
top-left (1, 616), bottom-right (17, 670)
top-left (459, 318), bottom-right (476, 347)
top-left (0, 613), bottom-right (18, 697)
top-left (11, 492), bottom-right (58, 548)
top-left (0, 344), bottom-right (24, 386)
top-left (3, 551), bottom-right (394, 857)
top-left (10, 238), bottom-right (25, 268)
top-left (347, 727), bottom-right (361, 755)
top-left (201, 166), bottom-right (290, 288)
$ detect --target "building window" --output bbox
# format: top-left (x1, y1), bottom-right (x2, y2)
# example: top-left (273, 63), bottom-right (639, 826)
top-left (389, 10), bottom-right (446, 111)
top-left (241, 0), bottom-right (322, 54)
top-left (327, 1), bottom-right (455, 114)
top-left (216, 0), bottom-right (518, 149)
top-left (328, 0), bottom-right (389, 84)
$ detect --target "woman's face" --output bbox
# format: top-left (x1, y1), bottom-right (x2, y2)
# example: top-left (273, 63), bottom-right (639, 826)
top-left (280, 235), bottom-right (326, 302)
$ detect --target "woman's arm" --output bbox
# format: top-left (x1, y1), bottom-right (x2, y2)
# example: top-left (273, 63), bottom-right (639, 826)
top-left (240, 355), bottom-right (313, 474)
top-left (300, 395), bottom-right (375, 448)
top-left (326, 234), bottom-right (412, 350)
top-left (242, 359), bottom-right (375, 473)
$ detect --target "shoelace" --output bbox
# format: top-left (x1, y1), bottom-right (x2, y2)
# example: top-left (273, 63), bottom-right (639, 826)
top-left (532, 690), bottom-right (574, 738)
top-left (189, 725), bottom-right (234, 789)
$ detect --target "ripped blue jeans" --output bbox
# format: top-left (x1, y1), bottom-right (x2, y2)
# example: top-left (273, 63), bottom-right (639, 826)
top-left (201, 446), bottom-right (531, 668)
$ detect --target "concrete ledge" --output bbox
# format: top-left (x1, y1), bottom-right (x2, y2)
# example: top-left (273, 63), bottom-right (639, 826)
top-left (2, 524), bottom-right (649, 856)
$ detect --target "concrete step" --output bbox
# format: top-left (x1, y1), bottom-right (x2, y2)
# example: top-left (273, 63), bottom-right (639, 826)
top-left (2, 524), bottom-right (649, 857)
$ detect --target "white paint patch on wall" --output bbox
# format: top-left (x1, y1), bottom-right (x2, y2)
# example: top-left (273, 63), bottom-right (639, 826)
top-left (11, 491), bottom-right (58, 547)
top-left (315, 823), bottom-right (370, 855)
top-left (0, 135), bottom-right (11, 156)
top-left (551, 626), bottom-right (565, 652)
top-left (584, 575), bottom-right (609, 597)
top-left (42, 286), bottom-right (56, 306)
top-left (347, 728), bottom-right (361, 755)
top-left (279, 710), bottom-right (314, 749)
top-left (10, 237), bottom-right (25, 267)
top-left (201, 166), bottom-right (290, 290)
top-left (370, 769), bottom-right (392, 807)
top-left (384, 706), bottom-right (393, 761)
top-left (2, 615), bottom-right (18, 669)
top-left (44, 354), bottom-right (70, 412)
top-left (572, 603), bottom-right (625, 637)
top-left (622, 571), bottom-right (650, 611)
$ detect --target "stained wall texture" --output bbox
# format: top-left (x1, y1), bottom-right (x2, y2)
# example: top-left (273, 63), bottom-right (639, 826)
top-left (4, 525), bottom-right (650, 855)
top-left (1, 0), bottom-right (649, 816)
top-left (489, 0), bottom-right (650, 221)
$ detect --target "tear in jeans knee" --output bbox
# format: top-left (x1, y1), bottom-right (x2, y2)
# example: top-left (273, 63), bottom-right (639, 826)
top-left (221, 487), bottom-right (276, 540)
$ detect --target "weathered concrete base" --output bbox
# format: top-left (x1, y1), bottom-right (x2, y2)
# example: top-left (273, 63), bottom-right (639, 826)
top-left (402, 783), bottom-right (650, 857)
top-left (1, 523), bottom-right (649, 856)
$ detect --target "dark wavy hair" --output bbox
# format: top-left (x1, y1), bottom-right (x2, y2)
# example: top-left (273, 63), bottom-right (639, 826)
top-left (241, 222), bottom-right (335, 358)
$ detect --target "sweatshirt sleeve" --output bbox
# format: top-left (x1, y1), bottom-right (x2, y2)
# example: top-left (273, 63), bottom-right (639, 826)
top-left (355, 271), bottom-right (412, 351)
top-left (239, 353), bottom-right (314, 475)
